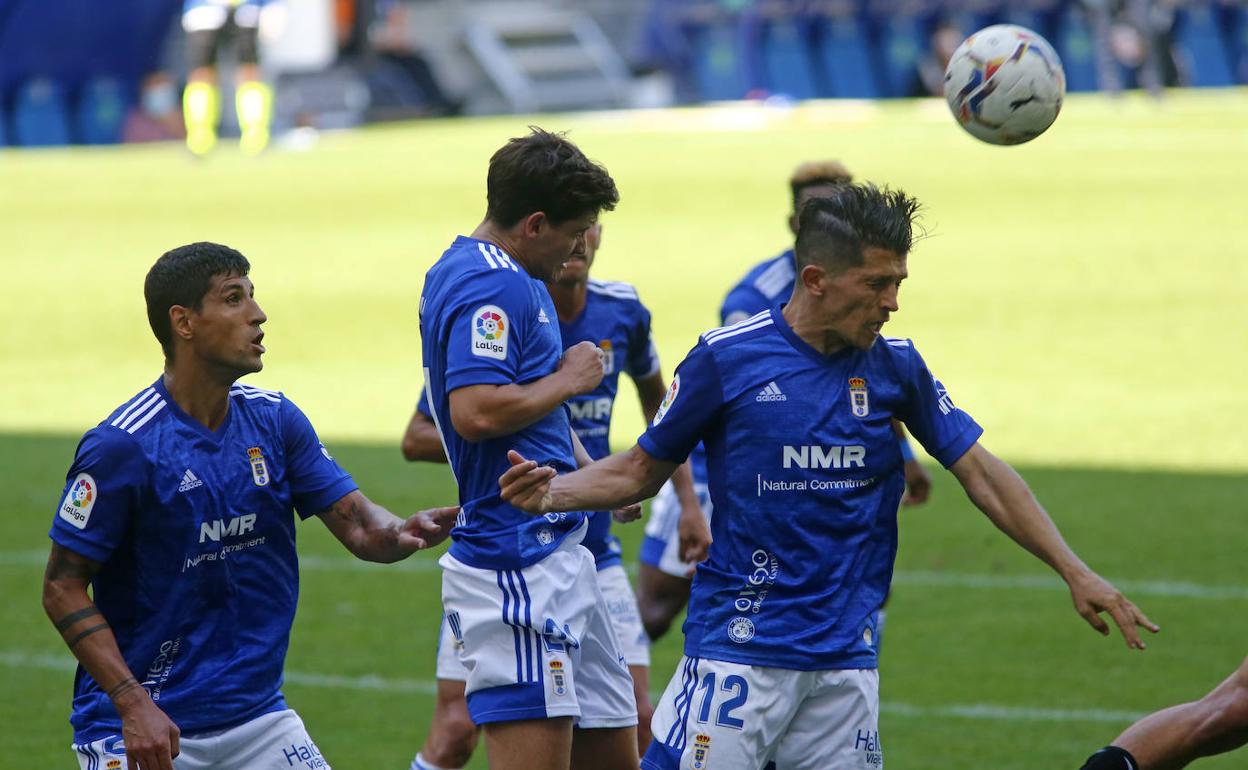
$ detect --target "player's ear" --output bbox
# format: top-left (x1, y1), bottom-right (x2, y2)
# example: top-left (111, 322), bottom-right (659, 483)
top-left (168, 304), bottom-right (195, 344)
top-left (788, 212), bottom-right (800, 237)
top-left (522, 211), bottom-right (547, 238)
top-left (798, 263), bottom-right (826, 295)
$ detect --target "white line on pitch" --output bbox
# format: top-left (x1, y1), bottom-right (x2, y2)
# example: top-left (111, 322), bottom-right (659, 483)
top-left (0, 649), bottom-right (1141, 724)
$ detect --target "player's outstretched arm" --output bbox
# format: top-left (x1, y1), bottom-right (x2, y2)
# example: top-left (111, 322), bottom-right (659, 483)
top-left (892, 419), bottom-right (932, 506)
top-left (400, 409), bottom-right (447, 463)
top-left (319, 490), bottom-right (460, 563)
top-left (500, 445), bottom-right (677, 515)
top-left (43, 544), bottom-right (181, 770)
top-left (949, 442), bottom-right (1160, 650)
top-left (450, 341), bottom-right (604, 441)
top-left (633, 372), bottom-right (709, 557)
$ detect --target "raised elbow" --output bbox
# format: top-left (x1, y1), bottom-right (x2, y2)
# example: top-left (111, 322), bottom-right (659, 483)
top-left (450, 410), bottom-right (502, 443)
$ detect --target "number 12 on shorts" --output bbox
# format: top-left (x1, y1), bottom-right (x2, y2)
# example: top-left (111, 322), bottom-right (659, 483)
top-left (694, 672), bottom-right (749, 729)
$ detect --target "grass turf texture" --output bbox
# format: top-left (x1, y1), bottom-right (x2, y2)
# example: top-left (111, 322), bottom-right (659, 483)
top-left (1, 89), bottom-right (1246, 767)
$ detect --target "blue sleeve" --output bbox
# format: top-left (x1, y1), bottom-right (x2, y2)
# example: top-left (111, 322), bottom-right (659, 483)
top-left (720, 285), bottom-right (768, 326)
top-left (444, 271), bottom-right (531, 392)
top-left (48, 428), bottom-right (146, 563)
top-left (637, 341), bottom-right (723, 463)
top-left (626, 300), bottom-right (661, 380)
top-left (896, 342), bottom-right (983, 468)
top-left (416, 386), bottom-right (432, 417)
top-left (280, 398), bottom-right (359, 518)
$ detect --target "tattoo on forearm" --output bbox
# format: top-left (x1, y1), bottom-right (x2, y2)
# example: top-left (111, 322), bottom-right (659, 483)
top-left (54, 606), bottom-right (102, 632)
top-left (45, 546), bottom-right (97, 582)
top-left (107, 677), bottom-right (141, 701)
top-left (66, 623), bottom-right (110, 650)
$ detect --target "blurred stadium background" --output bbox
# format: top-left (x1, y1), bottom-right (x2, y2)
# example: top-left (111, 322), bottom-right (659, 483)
top-left (2, 1), bottom-right (1247, 769)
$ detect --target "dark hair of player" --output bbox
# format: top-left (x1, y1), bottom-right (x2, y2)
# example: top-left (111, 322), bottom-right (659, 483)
top-left (485, 127), bottom-right (620, 227)
top-left (794, 184), bottom-right (921, 274)
top-left (789, 160), bottom-right (854, 212)
top-left (145, 242), bottom-right (251, 359)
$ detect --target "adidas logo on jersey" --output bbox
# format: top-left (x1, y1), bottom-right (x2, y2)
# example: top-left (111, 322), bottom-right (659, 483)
top-left (177, 469), bottom-right (203, 492)
top-left (756, 381), bottom-right (787, 402)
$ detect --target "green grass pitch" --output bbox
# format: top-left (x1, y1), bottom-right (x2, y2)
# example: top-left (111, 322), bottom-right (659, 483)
top-left (1, 89), bottom-right (1246, 768)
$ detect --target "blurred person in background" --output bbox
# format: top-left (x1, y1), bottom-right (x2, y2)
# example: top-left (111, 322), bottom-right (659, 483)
top-left (123, 73), bottom-right (187, 144)
top-left (916, 20), bottom-right (964, 97)
top-left (181, 0), bottom-right (284, 155)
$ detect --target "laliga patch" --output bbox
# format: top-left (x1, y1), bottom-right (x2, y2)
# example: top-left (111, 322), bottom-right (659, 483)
top-left (59, 473), bottom-right (97, 530)
top-left (849, 377), bottom-right (869, 418)
top-left (652, 375), bottom-right (679, 425)
top-left (691, 733), bottom-right (712, 770)
top-left (247, 447), bottom-right (270, 487)
top-left (472, 305), bottom-right (509, 360)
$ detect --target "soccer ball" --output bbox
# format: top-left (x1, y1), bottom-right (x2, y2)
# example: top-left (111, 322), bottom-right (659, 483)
top-left (943, 24), bottom-right (1066, 145)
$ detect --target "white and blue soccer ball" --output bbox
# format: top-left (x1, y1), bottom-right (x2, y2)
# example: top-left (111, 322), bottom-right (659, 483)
top-left (943, 24), bottom-right (1066, 145)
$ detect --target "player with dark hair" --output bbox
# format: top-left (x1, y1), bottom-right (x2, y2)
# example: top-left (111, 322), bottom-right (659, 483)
top-left (637, 160), bottom-right (931, 645)
top-left (1079, 657), bottom-right (1248, 769)
top-left (42, 241), bottom-right (458, 770)
top-left (500, 184), bottom-right (1158, 769)
top-left (181, 0), bottom-right (277, 155)
top-left (403, 223), bottom-right (697, 769)
top-left (419, 128), bottom-right (639, 770)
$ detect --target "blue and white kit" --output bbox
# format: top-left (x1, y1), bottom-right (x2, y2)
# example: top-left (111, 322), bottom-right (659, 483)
top-left (420, 236), bottom-right (636, 726)
top-left (50, 377), bottom-right (357, 762)
top-left (636, 308), bottom-right (983, 769)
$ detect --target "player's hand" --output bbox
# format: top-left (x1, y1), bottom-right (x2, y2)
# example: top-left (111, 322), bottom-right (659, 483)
top-left (902, 459), bottom-right (932, 506)
top-left (397, 506), bottom-right (461, 551)
top-left (115, 686), bottom-right (179, 770)
top-left (611, 503), bottom-right (642, 523)
top-left (1067, 570), bottom-right (1160, 650)
top-left (499, 450), bottom-right (556, 514)
top-left (558, 341), bottom-right (606, 397)
top-left (678, 503), bottom-right (712, 566)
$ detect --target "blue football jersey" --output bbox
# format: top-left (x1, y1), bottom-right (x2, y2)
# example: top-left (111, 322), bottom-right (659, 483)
top-left (420, 236), bottom-right (586, 569)
top-left (559, 279), bottom-right (660, 568)
top-left (720, 249), bottom-right (796, 326)
top-left (49, 378), bottom-right (357, 743)
top-left (638, 308), bottom-right (982, 670)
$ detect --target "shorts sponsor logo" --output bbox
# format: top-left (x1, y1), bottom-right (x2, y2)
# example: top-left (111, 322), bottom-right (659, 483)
top-left (248, 446), bottom-right (269, 486)
top-left (59, 473), bottom-right (97, 530)
top-left (652, 375), bottom-right (679, 425)
top-left (692, 733), bottom-right (712, 769)
top-left (549, 659), bottom-right (567, 696)
top-left (472, 305), bottom-right (509, 360)
top-left (849, 377), bottom-right (869, 418)
top-left (281, 740), bottom-right (327, 768)
top-left (855, 729), bottom-right (883, 766)
top-left (727, 616), bottom-right (755, 644)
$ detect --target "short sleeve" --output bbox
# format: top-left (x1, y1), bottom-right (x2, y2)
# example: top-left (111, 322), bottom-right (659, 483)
top-left (48, 428), bottom-right (147, 563)
top-left (280, 398), bottom-right (359, 518)
top-left (416, 386), bottom-right (432, 417)
top-left (896, 342), bottom-right (983, 468)
top-left (444, 271), bottom-right (531, 391)
top-left (637, 341), bottom-right (724, 463)
top-left (720, 285), bottom-right (767, 326)
top-left (626, 301), bottom-right (661, 380)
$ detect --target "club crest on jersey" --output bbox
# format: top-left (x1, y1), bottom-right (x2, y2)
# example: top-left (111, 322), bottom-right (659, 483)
top-left (652, 375), bottom-right (679, 425)
top-left (692, 734), bottom-right (712, 769)
top-left (549, 659), bottom-right (567, 695)
top-left (598, 339), bottom-right (615, 374)
top-left (848, 377), bottom-right (869, 418)
top-left (727, 616), bottom-right (755, 644)
top-left (472, 305), bottom-right (509, 360)
top-left (247, 447), bottom-right (269, 487)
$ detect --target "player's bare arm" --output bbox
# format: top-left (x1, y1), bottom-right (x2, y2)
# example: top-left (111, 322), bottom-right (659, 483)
top-left (318, 490), bottom-right (459, 562)
top-left (892, 419), bottom-right (932, 506)
top-left (43, 544), bottom-right (181, 770)
top-left (401, 408), bottom-right (447, 463)
top-left (948, 442), bottom-right (1160, 649)
top-left (634, 372), bottom-right (710, 561)
top-left (501, 444), bottom-right (677, 515)
top-left (568, 427), bottom-right (642, 523)
top-left (449, 340), bottom-right (604, 441)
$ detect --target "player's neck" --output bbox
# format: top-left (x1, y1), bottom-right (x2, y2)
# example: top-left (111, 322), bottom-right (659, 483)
top-left (783, 296), bottom-right (850, 357)
top-left (470, 222), bottom-right (531, 275)
top-left (162, 364), bottom-right (233, 432)
top-left (547, 280), bottom-right (587, 322)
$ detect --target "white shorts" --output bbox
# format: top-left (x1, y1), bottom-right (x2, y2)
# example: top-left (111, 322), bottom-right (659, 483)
top-left (643, 657), bottom-right (881, 770)
top-left (439, 534), bottom-right (637, 728)
top-left (640, 480), bottom-right (712, 578)
top-left (436, 561), bottom-right (650, 679)
top-left (73, 709), bottom-right (328, 770)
